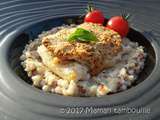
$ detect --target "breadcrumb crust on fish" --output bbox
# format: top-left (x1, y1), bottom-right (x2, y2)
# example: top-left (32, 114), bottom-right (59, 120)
top-left (42, 22), bottom-right (122, 75)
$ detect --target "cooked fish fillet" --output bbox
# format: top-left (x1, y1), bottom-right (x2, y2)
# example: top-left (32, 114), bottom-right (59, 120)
top-left (37, 45), bottom-right (89, 81)
top-left (42, 23), bottom-right (122, 75)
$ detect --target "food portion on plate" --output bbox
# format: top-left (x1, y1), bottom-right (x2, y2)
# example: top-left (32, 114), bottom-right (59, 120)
top-left (20, 5), bottom-right (146, 97)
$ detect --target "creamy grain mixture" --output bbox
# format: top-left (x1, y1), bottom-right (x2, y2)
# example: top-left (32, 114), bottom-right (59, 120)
top-left (20, 23), bottom-right (146, 97)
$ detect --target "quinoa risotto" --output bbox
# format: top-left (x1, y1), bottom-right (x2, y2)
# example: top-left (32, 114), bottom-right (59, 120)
top-left (20, 23), bottom-right (146, 97)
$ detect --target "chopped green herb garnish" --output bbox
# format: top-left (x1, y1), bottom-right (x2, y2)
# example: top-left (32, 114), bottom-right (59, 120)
top-left (68, 28), bottom-right (97, 42)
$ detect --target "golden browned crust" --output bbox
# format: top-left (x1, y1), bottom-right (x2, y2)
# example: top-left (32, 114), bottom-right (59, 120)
top-left (42, 23), bottom-right (122, 75)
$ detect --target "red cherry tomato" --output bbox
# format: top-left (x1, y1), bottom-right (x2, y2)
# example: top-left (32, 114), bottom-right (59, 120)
top-left (106, 16), bottom-right (129, 37)
top-left (84, 10), bottom-right (105, 24)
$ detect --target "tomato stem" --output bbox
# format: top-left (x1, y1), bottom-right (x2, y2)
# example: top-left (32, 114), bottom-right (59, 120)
top-left (86, 3), bottom-right (94, 13)
top-left (125, 13), bottom-right (131, 20)
top-left (122, 13), bottom-right (131, 20)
